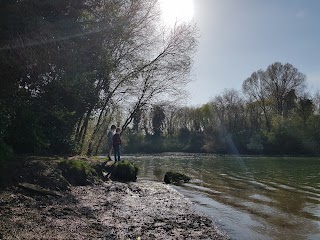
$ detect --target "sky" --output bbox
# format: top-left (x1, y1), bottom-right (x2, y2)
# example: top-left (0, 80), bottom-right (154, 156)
top-left (184, 0), bottom-right (320, 105)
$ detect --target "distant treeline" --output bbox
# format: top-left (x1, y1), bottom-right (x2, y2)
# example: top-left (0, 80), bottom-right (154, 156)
top-left (123, 62), bottom-right (320, 156)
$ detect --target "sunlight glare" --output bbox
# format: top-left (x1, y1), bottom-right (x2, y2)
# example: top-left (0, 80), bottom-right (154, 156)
top-left (159, 0), bottom-right (194, 26)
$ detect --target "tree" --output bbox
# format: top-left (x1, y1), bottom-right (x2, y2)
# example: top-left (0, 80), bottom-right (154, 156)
top-left (0, 0), bottom-right (198, 156)
top-left (0, 0), bottom-right (87, 154)
top-left (265, 62), bottom-right (306, 116)
top-left (84, 4), bottom-right (198, 154)
top-left (210, 89), bottom-right (247, 153)
top-left (296, 97), bottom-right (314, 127)
top-left (243, 70), bottom-right (271, 130)
top-left (243, 62), bottom-right (306, 131)
top-left (151, 105), bottom-right (166, 137)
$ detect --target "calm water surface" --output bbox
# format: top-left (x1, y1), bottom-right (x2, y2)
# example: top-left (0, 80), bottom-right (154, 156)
top-left (126, 154), bottom-right (320, 240)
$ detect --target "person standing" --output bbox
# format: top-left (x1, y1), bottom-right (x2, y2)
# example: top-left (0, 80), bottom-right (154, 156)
top-left (112, 127), bottom-right (122, 162)
top-left (107, 125), bottom-right (116, 161)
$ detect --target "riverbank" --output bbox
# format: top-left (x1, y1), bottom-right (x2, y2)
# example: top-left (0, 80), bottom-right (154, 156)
top-left (0, 158), bottom-right (229, 239)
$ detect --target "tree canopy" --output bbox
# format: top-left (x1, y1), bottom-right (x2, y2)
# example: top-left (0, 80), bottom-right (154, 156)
top-left (0, 0), bottom-right (198, 157)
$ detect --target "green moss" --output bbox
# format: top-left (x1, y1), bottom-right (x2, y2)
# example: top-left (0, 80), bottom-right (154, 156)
top-left (58, 159), bottom-right (98, 185)
top-left (164, 171), bottom-right (191, 185)
top-left (112, 161), bottom-right (139, 182)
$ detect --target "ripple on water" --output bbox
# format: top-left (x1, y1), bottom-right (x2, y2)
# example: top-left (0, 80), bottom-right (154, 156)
top-left (189, 178), bottom-right (204, 184)
top-left (302, 185), bottom-right (320, 194)
top-left (304, 203), bottom-right (320, 219)
top-left (131, 155), bottom-right (320, 240)
top-left (248, 180), bottom-right (278, 191)
top-left (184, 183), bottom-right (221, 195)
top-left (249, 194), bottom-right (272, 203)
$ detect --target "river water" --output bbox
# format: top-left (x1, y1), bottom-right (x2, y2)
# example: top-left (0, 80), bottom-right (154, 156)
top-left (127, 154), bottom-right (320, 240)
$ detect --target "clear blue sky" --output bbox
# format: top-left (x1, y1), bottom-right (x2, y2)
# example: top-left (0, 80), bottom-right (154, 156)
top-left (187, 0), bottom-right (320, 105)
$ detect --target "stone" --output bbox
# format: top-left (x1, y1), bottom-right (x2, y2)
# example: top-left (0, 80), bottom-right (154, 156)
top-left (164, 171), bottom-right (191, 185)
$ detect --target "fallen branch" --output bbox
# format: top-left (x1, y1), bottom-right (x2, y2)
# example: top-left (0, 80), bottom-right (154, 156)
top-left (18, 183), bottom-right (62, 197)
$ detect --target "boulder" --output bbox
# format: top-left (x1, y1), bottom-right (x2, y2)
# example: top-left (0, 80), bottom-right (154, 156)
top-left (58, 159), bottom-right (99, 186)
top-left (111, 161), bottom-right (139, 182)
top-left (164, 171), bottom-right (191, 185)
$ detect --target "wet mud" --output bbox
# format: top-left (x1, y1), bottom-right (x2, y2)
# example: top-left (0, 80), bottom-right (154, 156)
top-left (0, 180), bottom-right (228, 239)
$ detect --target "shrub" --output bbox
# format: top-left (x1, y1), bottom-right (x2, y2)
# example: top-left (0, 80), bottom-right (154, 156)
top-left (112, 161), bottom-right (139, 182)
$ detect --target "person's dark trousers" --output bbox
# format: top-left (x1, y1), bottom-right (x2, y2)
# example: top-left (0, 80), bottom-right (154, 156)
top-left (113, 145), bottom-right (120, 162)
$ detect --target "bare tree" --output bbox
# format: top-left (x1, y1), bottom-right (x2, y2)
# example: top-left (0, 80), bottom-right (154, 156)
top-left (265, 62), bottom-right (306, 116)
top-left (76, 0), bottom-right (162, 151)
top-left (212, 89), bottom-right (245, 133)
top-left (243, 62), bottom-right (306, 130)
top-left (243, 70), bottom-right (271, 130)
top-left (80, 0), bottom-right (198, 154)
top-left (121, 22), bottom-right (198, 126)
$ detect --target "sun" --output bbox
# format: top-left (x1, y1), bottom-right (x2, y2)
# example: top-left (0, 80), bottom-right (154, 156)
top-left (159, 0), bottom-right (194, 26)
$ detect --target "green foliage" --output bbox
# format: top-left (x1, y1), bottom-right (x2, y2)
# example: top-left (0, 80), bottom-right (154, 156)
top-left (58, 159), bottom-right (97, 185)
top-left (163, 137), bottom-right (186, 152)
top-left (260, 115), bottom-right (320, 155)
top-left (0, 0), bottom-right (200, 157)
top-left (112, 161), bottom-right (139, 182)
top-left (0, 0), bottom-right (86, 155)
top-left (144, 135), bottom-right (164, 153)
top-left (178, 127), bottom-right (191, 144)
top-left (152, 105), bottom-right (166, 137)
top-left (247, 134), bottom-right (264, 153)
top-left (124, 132), bottom-right (145, 153)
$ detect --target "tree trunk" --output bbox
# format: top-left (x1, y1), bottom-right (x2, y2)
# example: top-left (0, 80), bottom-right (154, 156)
top-left (78, 107), bottom-right (93, 153)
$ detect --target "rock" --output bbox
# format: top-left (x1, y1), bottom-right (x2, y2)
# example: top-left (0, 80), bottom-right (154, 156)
top-left (58, 159), bottom-right (99, 186)
top-left (111, 161), bottom-right (138, 182)
top-left (164, 171), bottom-right (191, 185)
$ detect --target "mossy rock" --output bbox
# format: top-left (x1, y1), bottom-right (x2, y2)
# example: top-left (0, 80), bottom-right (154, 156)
top-left (58, 159), bottom-right (98, 186)
top-left (164, 171), bottom-right (191, 185)
top-left (111, 161), bottom-right (139, 182)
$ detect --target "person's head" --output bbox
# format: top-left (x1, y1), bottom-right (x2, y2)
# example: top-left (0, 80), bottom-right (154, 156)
top-left (111, 125), bottom-right (116, 131)
top-left (116, 127), bottom-right (121, 133)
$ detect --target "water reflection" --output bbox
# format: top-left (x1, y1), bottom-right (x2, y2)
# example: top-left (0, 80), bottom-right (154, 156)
top-left (129, 155), bottom-right (320, 240)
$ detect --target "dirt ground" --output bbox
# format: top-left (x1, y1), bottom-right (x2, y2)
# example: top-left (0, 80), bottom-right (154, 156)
top-left (0, 180), bottom-right (229, 239)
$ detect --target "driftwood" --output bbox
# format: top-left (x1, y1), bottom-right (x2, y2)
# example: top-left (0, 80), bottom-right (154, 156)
top-left (18, 183), bottom-right (62, 197)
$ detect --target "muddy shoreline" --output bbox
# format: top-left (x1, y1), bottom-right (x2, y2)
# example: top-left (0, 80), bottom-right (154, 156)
top-left (0, 180), bottom-right (229, 239)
